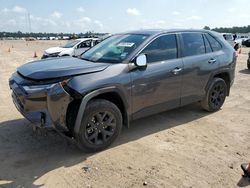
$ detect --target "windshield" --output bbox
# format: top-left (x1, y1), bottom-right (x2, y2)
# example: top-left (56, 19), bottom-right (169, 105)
top-left (81, 34), bottom-right (149, 63)
top-left (62, 40), bottom-right (80, 48)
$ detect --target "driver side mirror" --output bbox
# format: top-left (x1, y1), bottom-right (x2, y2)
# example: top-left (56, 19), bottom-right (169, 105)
top-left (135, 54), bottom-right (147, 67)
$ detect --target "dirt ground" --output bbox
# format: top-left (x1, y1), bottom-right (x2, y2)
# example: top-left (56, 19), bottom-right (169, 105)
top-left (0, 40), bottom-right (250, 188)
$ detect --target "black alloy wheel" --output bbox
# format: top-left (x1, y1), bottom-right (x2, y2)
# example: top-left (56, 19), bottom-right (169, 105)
top-left (201, 78), bottom-right (227, 112)
top-left (85, 111), bottom-right (116, 145)
top-left (209, 82), bottom-right (226, 109)
top-left (76, 99), bottom-right (122, 152)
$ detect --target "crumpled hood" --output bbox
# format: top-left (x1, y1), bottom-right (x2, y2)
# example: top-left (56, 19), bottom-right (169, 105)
top-left (17, 57), bottom-right (110, 80)
top-left (45, 47), bottom-right (65, 54)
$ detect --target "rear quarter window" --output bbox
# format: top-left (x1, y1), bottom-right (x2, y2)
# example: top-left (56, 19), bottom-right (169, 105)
top-left (205, 34), bottom-right (222, 52)
top-left (203, 35), bottom-right (213, 53)
top-left (181, 33), bottom-right (205, 57)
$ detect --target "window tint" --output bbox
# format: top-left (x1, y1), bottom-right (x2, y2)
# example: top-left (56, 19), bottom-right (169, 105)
top-left (205, 34), bottom-right (222, 52)
top-left (182, 33), bottom-right (205, 57)
top-left (79, 40), bottom-right (91, 48)
top-left (142, 34), bottom-right (178, 63)
top-left (203, 35), bottom-right (212, 53)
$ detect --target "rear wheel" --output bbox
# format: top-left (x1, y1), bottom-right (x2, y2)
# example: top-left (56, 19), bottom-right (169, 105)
top-left (75, 99), bottom-right (122, 152)
top-left (201, 78), bottom-right (227, 112)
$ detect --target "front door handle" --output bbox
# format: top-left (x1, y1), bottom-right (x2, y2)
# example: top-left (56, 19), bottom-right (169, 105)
top-left (208, 58), bottom-right (217, 64)
top-left (171, 67), bottom-right (182, 75)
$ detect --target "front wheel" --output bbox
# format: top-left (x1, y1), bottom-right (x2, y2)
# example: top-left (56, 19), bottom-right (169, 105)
top-left (75, 99), bottom-right (123, 152)
top-left (201, 78), bottom-right (227, 112)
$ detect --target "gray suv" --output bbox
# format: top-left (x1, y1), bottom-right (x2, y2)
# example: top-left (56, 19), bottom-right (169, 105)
top-left (9, 29), bottom-right (237, 152)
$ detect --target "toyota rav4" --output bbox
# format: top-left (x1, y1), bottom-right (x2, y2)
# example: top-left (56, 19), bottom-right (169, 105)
top-left (9, 29), bottom-right (237, 152)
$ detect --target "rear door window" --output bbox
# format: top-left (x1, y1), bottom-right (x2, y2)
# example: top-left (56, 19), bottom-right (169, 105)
top-left (142, 34), bottom-right (178, 63)
top-left (205, 34), bottom-right (222, 52)
top-left (181, 33), bottom-right (205, 57)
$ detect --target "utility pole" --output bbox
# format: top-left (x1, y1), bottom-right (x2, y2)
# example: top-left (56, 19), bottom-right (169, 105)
top-left (27, 12), bottom-right (31, 33)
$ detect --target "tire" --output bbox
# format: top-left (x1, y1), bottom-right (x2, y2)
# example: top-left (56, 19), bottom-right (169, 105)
top-left (75, 99), bottom-right (122, 152)
top-left (248, 59), bottom-right (250, 70)
top-left (201, 78), bottom-right (227, 112)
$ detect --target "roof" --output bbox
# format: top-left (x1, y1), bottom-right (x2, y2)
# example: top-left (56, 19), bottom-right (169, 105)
top-left (76, 38), bottom-right (99, 41)
top-left (122, 29), bottom-right (215, 36)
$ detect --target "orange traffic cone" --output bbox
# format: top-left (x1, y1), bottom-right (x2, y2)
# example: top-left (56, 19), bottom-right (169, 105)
top-left (33, 51), bottom-right (38, 58)
top-left (8, 48), bottom-right (10, 52)
top-left (12, 45), bottom-right (14, 48)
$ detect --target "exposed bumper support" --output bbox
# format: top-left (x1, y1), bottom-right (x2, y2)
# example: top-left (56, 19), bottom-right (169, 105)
top-left (10, 77), bottom-right (72, 131)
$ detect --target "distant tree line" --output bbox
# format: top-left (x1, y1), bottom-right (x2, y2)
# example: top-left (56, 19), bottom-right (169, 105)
top-left (0, 31), bottom-right (108, 38)
top-left (203, 25), bottom-right (250, 33)
top-left (2, 25), bottom-right (250, 38)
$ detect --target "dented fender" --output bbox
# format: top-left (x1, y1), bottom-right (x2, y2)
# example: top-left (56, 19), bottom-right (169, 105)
top-left (47, 83), bottom-right (73, 131)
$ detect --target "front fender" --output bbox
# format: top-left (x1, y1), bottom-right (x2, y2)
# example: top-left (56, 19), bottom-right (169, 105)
top-left (74, 86), bottom-right (130, 135)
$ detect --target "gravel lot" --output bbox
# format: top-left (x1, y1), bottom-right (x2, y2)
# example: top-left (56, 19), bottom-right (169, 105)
top-left (0, 40), bottom-right (250, 188)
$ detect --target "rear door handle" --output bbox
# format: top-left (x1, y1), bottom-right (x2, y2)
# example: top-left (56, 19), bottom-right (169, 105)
top-left (171, 67), bottom-right (182, 75)
top-left (208, 58), bottom-right (217, 64)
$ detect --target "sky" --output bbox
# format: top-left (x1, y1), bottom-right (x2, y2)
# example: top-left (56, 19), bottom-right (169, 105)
top-left (0, 0), bottom-right (249, 33)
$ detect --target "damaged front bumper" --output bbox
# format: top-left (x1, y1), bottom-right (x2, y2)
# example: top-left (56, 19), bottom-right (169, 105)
top-left (9, 72), bottom-right (73, 131)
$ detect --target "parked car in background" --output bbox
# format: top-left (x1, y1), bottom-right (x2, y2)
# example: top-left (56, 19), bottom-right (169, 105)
top-left (236, 36), bottom-right (249, 44)
top-left (42, 38), bottom-right (100, 59)
top-left (222, 33), bottom-right (241, 50)
top-left (242, 38), bottom-right (250, 47)
top-left (25, 37), bottom-right (36, 41)
top-left (234, 37), bottom-right (247, 45)
top-left (9, 29), bottom-right (237, 152)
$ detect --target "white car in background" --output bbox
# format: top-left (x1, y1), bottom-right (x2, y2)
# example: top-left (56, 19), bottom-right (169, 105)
top-left (221, 33), bottom-right (241, 51)
top-left (235, 36), bottom-right (249, 45)
top-left (42, 38), bottom-right (100, 59)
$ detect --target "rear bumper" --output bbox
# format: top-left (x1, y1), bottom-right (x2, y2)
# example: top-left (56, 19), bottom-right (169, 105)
top-left (9, 74), bottom-right (72, 131)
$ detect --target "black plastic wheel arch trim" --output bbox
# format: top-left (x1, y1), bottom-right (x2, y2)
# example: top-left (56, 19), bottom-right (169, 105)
top-left (74, 86), bottom-right (129, 136)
